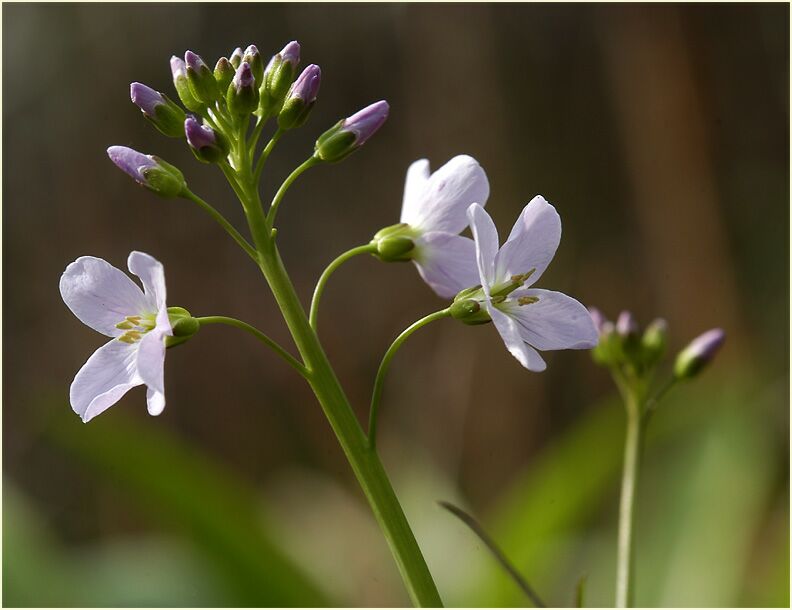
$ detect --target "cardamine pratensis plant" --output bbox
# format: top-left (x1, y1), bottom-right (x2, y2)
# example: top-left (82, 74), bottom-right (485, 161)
top-left (59, 39), bottom-right (723, 608)
top-left (589, 309), bottom-right (725, 607)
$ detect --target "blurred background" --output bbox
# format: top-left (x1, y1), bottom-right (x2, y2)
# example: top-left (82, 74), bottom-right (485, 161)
top-left (3, 3), bottom-right (789, 607)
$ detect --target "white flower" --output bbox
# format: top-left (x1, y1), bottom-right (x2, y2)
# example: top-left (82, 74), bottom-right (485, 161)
top-left (59, 251), bottom-right (172, 422)
top-left (399, 155), bottom-right (490, 298)
top-left (465, 198), bottom-right (598, 371)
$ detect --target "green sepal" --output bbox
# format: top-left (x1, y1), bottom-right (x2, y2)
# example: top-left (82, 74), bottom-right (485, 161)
top-left (277, 98), bottom-right (314, 131)
top-left (147, 94), bottom-right (187, 138)
top-left (227, 82), bottom-right (260, 117)
top-left (214, 57), bottom-right (235, 92)
top-left (174, 74), bottom-right (204, 113)
top-left (141, 158), bottom-right (186, 198)
top-left (449, 298), bottom-right (491, 326)
top-left (187, 64), bottom-right (221, 104)
top-left (314, 127), bottom-right (356, 163)
top-left (640, 318), bottom-right (667, 367)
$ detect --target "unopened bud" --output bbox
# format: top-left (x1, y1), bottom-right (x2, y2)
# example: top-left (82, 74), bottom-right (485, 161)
top-left (674, 328), bottom-right (725, 380)
top-left (227, 62), bottom-right (259, 116)
top-left (278, 64), bottom-right (321, 130)
top-left (107, 146), bottom-right (186, 198)
top-left (616, 310), bottom-right (638, 338)
top-left (130, 82), bottom-right (186, 138)
top-left (314, 100), bottom-right (389, 163)
top-left (259, 40), bottom-right (301, 116)
top-left (184, 117), bottom-right (229, 163)
top-left (242, 44), bottom-right (263, 86)
top-left (229, 47), bottom-right (244, 69)
top-left (588, 307), bottom-right (607, 334)
top-left (641, 318), bottom-right (668, 365)
top-left (170, 56), bottom-right (203, 112)
top-left (214, 57), bottom-right (235, 92)
top-left (185, 50), bottom-right (221, 104)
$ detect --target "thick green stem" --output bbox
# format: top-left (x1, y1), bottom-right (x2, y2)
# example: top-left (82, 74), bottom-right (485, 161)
top-left (182, 189), bottom-right (257, 261)
top-left (615, 388), bottom-right (642, 608)
top-left (309, 243), bottom-right (377, 331)
top-left (233, 166), bottom-right (443, 606)
top-left (196, 315), bottom-right (307, 378)
top-left (368, 309), bottom-right (451, 449)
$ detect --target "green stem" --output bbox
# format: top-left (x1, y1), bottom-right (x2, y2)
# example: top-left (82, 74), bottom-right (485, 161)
top-left (254, 129), bottom-right (284, 182)
top-left (196, 316), bottom-right (308, 378)
top-left (248, 113), bottom-right (271, 157)
top-left (232, 164), bottom-right (443, 606)
top-left (182, 189), bottom-right (257, 261)
top-left (615, 385), bottom-right (642, 608)
top-left (266, 157), bottom-right (319, 227)
top-left (368, 309), bottom-right (451, 449)
top-left (642, 376), bottom-right (678, 424)
top-left (309, 243), bottom-right (377, 331)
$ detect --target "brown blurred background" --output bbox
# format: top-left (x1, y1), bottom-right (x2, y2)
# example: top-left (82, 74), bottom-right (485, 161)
top-left (3, 3), bottom-right (789, 607)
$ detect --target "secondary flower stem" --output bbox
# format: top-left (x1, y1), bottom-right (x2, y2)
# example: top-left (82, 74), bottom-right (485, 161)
top-left (368, 309), bottom-right (451, 449)
top-left (254, 128), bottom-right (284, 182)
top-left (309, 243), bottom-right (377, 332)
top-left (266, 157), bottom-right (318, 227)
top-left (196, 315), bottom-right (308, 378)
top-left (233, 162), bottom-right (443, 607)
top-left (615, 385), bottom-right (642, 608)
top-left (182, 189), bottom-right (257, 261)
top-left (642, 376), bottom-right (678, 425)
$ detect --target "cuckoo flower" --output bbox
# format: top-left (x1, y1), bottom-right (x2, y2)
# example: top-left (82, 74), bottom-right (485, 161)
top-left (373, 155), bottom-right (490, 298)
top-left (60, 252), bottom-right (172, 422)
top-left (463, 199), bottom-right (598, 370)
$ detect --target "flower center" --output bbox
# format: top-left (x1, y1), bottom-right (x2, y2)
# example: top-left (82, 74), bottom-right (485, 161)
top-left (490, 269), bottom-right (536, 298)
top-left (115, 314), bottom-right (156, 343)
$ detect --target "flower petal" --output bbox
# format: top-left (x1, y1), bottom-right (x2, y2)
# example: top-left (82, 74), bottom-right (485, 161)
top-left (146, 386), bottom-right (166, 416)
top-left (70, 339), bottom-right (142, 422)
top-left (505, 288), bottom-right (600, 351)
top-left (127, 251), bottom-right (167, 311)
top-left (403, 156), bottom-right (489, 234)
top-left (487, 303), bottom-right (546, 371)
top-left (400, 159), bottom-right (431, 225)
top-left (494, 196), bottom-right (561, 287)
top-left (467, 203), bottom-right (499, 294)
top-left (60, 256), bottom-right (149, 337)
top-left (136, 330), bottom-right (166, 396)
top-left (413, 232), bottom-right (480, 298)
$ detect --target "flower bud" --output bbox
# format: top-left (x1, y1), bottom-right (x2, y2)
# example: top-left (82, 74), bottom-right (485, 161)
top-left (230, 47), bottom-right (244, 69)
top-left (107, 146), bottom-right (186, 198)
top-left (278, 64), bottom-right (321, 130)
top-left (314, 100), bottom-right (389, 162)
top-left (214, 57), bottom-right (235, 92)
top-left (641, 318), bottom-right (668, 365)
top-left (674, 328), bottom-right (725, 380)
top-left (130, 82), bottom-right (186, 138)
top-left (185, 50), bottom-right (221, 104)
top-left (227, 62), bottom-right (259, 116)
top-left (259, 40), bottom-right (301, 116)
top-left (616, 310), bottom-right (638, 338)
top-left (184, 117), bottom-right (230, 164)
top-left (591, 320), bottom-right (621, 365)
top-left (170, 56), bottom-right (203, 112)
top-left (242, 44), bottom-right (263, 87)
top-left (588, 307), bottom-right (607, 334)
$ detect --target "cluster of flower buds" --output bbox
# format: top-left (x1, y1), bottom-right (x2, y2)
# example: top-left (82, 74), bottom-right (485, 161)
top-left (112, 40), bottom-right (390, 195)
top-left (590, 308), bottom-right (725, 381)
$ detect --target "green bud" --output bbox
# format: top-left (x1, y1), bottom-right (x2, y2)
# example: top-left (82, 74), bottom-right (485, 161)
top-left (641, 318), bottom-right (667, 366)
top-left (591, 321), bottom-right (621, 366)
top-left (143, 158), bottom-right (186, 198)
top-left (214, 57), bottom-right (235, 92)
top-left (185, 51), bottom-right (221, 104)
top-left (673, 329), bottom-right (725, 380)
top-left (227, 62), bottom-right (259, 117)
top-left (375, 236), bottom-right (414, 261)
top-left (313, 122), bottom-right (357, 163)
top-left (170, 56), bottom-right (204, 113)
